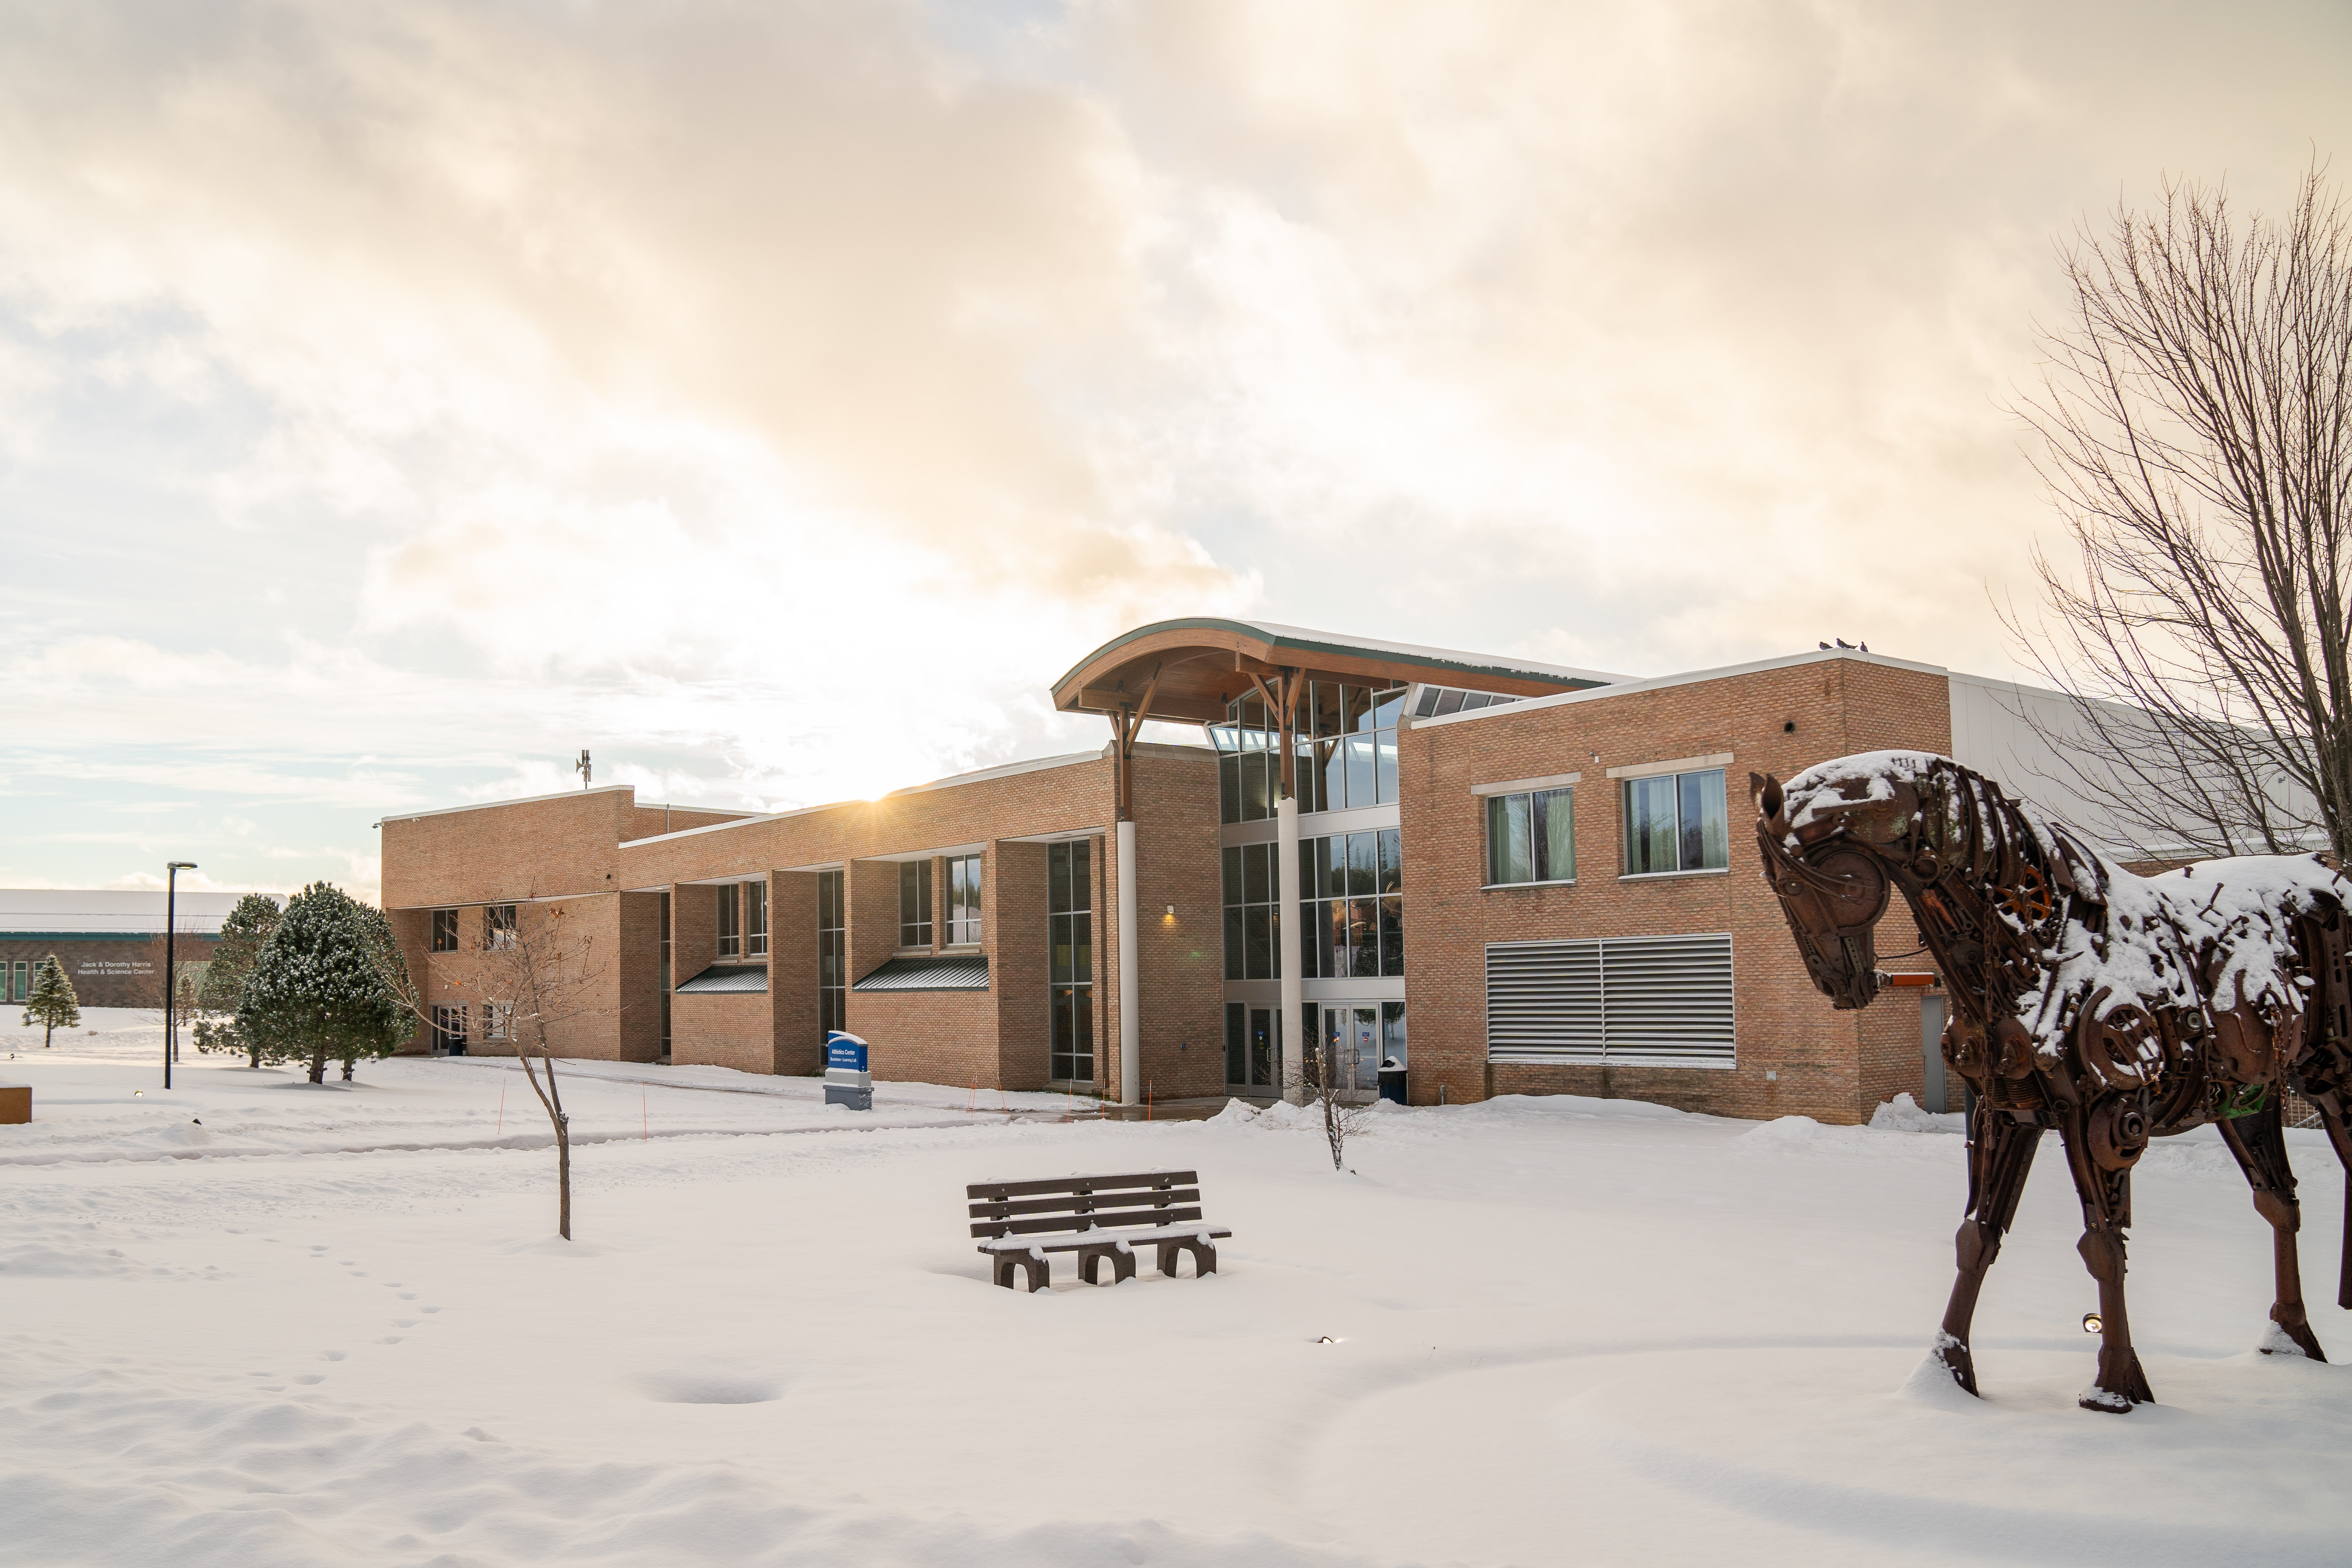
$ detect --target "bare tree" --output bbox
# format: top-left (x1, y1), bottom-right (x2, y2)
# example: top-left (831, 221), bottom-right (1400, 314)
top-left (2008, 163), bottom-right (2352, 863)
top-left (1303, 1023), bottom-right (1376, 1173)
top-left (375, 899), bottom-right (612, 1240)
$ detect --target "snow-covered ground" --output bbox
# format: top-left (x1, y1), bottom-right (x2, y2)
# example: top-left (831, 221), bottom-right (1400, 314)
top-left (4, 1010), bottom-right (2349, 1567)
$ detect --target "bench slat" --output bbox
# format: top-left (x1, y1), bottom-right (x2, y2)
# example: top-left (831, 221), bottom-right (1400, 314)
top-left (970, 1189), bottom-right (1200, 1221)
top-left (979, 1225), bottom-right (1230, 1255)
top-left (965, 1170), bottom-right (1197, 1201)
top-left (972, 1207), bottom-right (1204, 1239)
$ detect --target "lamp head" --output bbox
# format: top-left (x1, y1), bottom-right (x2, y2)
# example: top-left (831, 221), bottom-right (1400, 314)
top-left (167, 861), bottom-right (197, 870)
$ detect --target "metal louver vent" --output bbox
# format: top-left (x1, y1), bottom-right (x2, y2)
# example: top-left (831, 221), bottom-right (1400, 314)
top-left (1486, 933), bottom-right (1734, 1068)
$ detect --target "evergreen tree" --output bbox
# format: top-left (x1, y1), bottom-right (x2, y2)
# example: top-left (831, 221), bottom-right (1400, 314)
top-left (237, 883), bottom-right (410, 1084)
top-left (338, 902), bottom-right (414, 1081)
top-left (195, 892), bottom-right (283, 1067)
top-left (22, 954), bottom-right (80, 1047)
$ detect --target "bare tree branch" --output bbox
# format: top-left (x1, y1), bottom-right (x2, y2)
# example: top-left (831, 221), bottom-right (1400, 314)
top-left (2005, 161), bottom-right (2352, 863)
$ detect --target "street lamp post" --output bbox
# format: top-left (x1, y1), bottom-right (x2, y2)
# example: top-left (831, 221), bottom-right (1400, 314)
top-left (164, 861), bottom-right (197, 1089)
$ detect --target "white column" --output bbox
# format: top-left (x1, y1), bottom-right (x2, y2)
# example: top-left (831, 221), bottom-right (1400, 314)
top-left (1277, 793), bottom-right (1305, 1104)
top-left (1117, 819), bottom-right (1141, 1105)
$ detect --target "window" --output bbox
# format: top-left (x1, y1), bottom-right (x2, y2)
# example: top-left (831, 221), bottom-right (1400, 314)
top-left (818, 870), bottom-right (846, 1041)
top-left (485, 904), bottom-right (517, 950)
top-left (744, 878), bottom-right (769, 959)
top-left (1623, 769), bottom-right (1729, 875)
top-left (716, 884), bottom-right (741, 958)
top-left (1207, 682), bottom-right (1408, 823)
top-left (1220, 841), bottom-right (1285, 981)
top-left (431, 908), bottom-right (460, 952)
top-left (1296, 828), bottom-right (1403, 978)
top-left (430, 1003), bottom-right (468, 1055)
top-left (483, 1001), bottom-right (511, 1041)
top-left (946, 853), bottom-right (983, 945)
top-left (1487, 788), bottom-right (1575, 885)
top-left (659, 890), bottom-right (673, 1056)
top-left (900, 860), bottom-right (933, 949)
top-left (1485, 933), bottom-right (1734, 1067)
top-left (1049, 841), bottom-right (1094, 1081)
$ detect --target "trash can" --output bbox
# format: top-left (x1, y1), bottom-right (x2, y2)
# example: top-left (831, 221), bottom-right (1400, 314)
top-left (825, 1030), bottom-right (873, 1110)
top-left (1377, 1057), bottom-right (1408, 1106)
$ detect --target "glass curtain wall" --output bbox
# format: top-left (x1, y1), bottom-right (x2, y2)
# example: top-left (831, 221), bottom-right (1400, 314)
top-left (1220, 841), bottom-right (1284, 981)
top-left (1298, 828), bottom-right (1403, 978)
top-left (1048, 842), bottom-right (1094, 1081)
top-left (817, 870), bottom-right (845, 1040)
top-left (1210, 683), bottom-right (1408, 824)
top-left (899, 860), bottom-right (933, 949)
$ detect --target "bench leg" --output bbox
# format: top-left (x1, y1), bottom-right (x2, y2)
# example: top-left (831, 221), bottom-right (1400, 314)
top-left (1156, 1239), bottom-right (1216, 1278)
top-left (994, 1252), bottom-right (1049, 1292)
top-left (1079, 1246), bottom-right (1137, 1286)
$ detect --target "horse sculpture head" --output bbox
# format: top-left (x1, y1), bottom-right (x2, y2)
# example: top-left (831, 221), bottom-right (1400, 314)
top-left (1750, 756), bottom-right (1929, 1010)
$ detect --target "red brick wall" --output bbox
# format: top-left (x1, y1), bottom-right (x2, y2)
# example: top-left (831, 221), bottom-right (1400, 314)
top-left (382, 789), bottom-right (636, 909)
top-left (673, 992), bottom-right (775, 1074)
top-left (408, 895), bottom-right (626, 1060)
top-left (771, 871), bottom-right (822, 1076)
top-left (1400, 654), bottom-right (1953, 1124)
top-left (1132, 750), bottom-right (1225, 1099)
top-left (847, 989), bottom-right (998, 1088)
top-left (617, 891), bottom-right (665, 1063)
top-left (672, 882), bottom-right (718, 987)
top-left (991, 840), bottom-right (1050, 1090)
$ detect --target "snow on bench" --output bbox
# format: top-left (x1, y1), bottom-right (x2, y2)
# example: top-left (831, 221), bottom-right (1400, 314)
top-left (966, 1169), bottom-right (1231, 1291)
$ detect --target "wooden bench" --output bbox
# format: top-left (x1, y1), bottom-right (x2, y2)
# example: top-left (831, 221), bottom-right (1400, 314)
top-left (967, 1170), bottom-right (1230, 1291)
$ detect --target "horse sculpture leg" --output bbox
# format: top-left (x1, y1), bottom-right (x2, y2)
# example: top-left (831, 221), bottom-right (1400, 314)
top-left (2217, 1101), bottom-right (2328, 1359)
top-left (2313, 1097), bottom-right (2352, 1312)
top-left (1935, 1102), bottom-right (2043, 1395)
top-left (2055, 1115), bottom-right (2154, 1411)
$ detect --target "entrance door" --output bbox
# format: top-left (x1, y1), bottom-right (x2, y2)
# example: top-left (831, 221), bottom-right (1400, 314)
top-left (1317, 1004), bottom-right (1380, 1096)
top-left (1228, 1003), bottom-right (1280, 1091)
top-left (1921, 994), bottom-right (1948, 1114)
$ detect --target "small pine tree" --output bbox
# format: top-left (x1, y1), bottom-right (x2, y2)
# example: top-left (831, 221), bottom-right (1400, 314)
top-left (337, 902), bottom-right (414, 1081)
top-left (23, 954), bottom-right (80, 1047)
top-left (195, 893), bottom-right (283, 1067)
top-left (237, 884), bottom-right (410, 1084)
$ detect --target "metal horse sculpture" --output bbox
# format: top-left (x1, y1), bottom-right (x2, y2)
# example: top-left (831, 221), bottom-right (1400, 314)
top-left (1754, 751), bottom-right (2352, 1411)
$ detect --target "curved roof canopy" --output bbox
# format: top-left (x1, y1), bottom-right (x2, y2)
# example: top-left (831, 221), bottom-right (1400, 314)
top-left (1052, 618), bottom-right (1623, 725)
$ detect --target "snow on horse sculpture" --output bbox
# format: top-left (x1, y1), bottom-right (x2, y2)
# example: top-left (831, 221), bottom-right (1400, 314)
top-left (1753, 751), bottom-right (2352, 1412)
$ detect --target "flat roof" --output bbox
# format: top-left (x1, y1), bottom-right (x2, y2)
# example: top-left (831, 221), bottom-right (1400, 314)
top-left (0, 889), bottom-right (269, 936)
top-left (1411, 647), bottom-right (1950, 729)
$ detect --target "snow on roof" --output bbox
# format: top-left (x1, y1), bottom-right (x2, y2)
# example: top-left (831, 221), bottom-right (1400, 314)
top-left (0, 889), bottom-right (273, 936)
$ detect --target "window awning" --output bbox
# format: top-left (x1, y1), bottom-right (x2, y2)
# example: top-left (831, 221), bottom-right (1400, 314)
top-left (853, 955), bottom-right (990, 992)
top-left (677, 965), bottom-right (769, 994)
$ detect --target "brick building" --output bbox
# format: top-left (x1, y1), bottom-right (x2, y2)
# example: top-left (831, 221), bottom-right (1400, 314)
top-left (379, 619), bottom-right (2082, 1123)
top-left (0, 889), bottom-right (245, 1008)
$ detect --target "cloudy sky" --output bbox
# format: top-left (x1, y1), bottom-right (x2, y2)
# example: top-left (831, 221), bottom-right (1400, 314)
top-left (4, 0), bottom-right (2348, 902)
